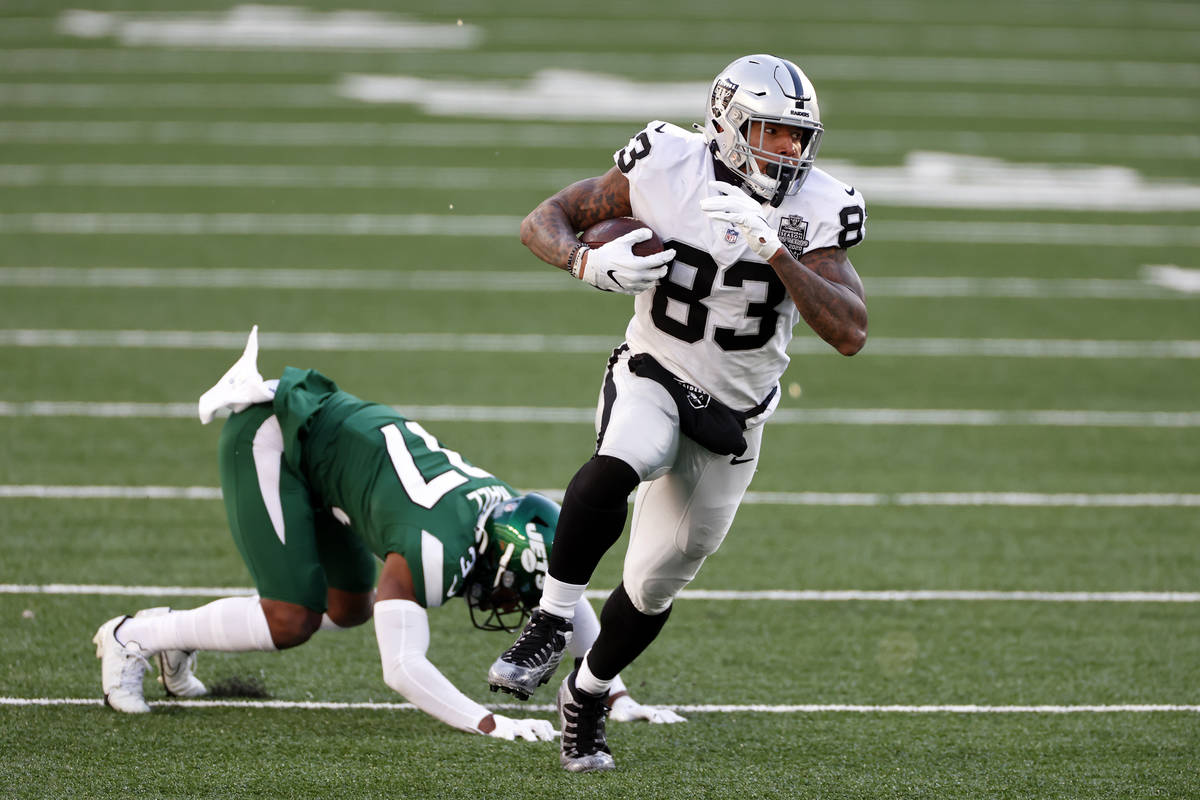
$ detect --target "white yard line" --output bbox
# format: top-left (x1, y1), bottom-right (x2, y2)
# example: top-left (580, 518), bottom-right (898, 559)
top-left (5, 155), bottom-right (1200, 212)
top-left (1, 696), bottom-right (1196, 713)
top-left (0, 120), bottom-right (632, 148)
top-left (0, 268), bottom-right (1189, 299)
top-left (3, 402), bottom-right (1199, 429)
top-left (0, 121), bottom-right (1194, 161)
top-left (0, 80), bottom-right (1197, 121)
top-left (2, 584), bottom-right (1197, 602)
top-left (0, 696), bottom-right (1196, 713)
top-left (2, 486), bottom-right (1198, 507)
top-left (1, 50), bottom-right (1197, 89)
top-left (0, 82), bottom-right (338, 108)
top-left (2, 214), bottom-right (1198, 246)
top-left (3, 330), bottom-right (1199, 358)
top-left (0, 164), bottom-right (584, 190)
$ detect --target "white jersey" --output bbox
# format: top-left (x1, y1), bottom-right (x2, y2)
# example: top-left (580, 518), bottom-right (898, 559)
top-left (614, 121), bottom-right (867, 412)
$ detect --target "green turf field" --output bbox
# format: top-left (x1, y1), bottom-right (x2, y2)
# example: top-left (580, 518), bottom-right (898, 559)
top-left (1, 1), bottom-right (1198, 797)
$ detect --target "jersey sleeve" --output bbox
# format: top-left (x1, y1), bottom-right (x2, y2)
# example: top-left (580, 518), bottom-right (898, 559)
top-left (612, 120), bottom-right (695, 184)
top-left (800, 173), bottom-right (868, 252)
top-left (613, 121), bottom-right (703, 231)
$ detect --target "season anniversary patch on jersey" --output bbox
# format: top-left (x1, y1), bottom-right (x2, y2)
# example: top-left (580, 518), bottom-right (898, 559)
top-left (777, 215), bottom-right (810, 259)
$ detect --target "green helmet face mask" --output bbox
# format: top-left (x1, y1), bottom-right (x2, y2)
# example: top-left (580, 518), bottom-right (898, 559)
top-left (466, 493), bottom-right (559, 632)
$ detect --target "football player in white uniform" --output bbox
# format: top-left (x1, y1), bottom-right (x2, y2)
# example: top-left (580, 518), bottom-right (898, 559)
top-left (488, 54), bottom-right (868, 772)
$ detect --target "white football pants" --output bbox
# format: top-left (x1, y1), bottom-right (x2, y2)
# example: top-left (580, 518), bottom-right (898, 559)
top-left (594, 346), bottom-right (765, 615)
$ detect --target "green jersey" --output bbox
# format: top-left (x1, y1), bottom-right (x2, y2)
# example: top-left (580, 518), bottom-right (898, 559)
top-left (270, 367), bottom-right (516, 608)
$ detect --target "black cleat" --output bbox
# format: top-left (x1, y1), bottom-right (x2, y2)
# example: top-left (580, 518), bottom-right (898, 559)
top-left (487, 608), bottom-right (572, 700)
top-left (557, 671), bottom-right (615, 773)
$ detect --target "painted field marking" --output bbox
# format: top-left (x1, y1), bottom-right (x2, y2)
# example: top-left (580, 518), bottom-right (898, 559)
top-left (55, 8), bottom-right (480, 50)
top-left (1, 697), bottom-right (1196, 713)
top-left (337, 71), bottom-right (1200, 122)
top-left (0, 121), bottom-right (1194, 160)
top-left (2, 487), bottom-right (1198, 508)
top-left (1, 154), bottom-right (1197, 211)
top-left (0, 50), bottom-right (1197, 90)
top-left (2, 584), bottom-right (1198, 602)
top-left (0, 267), bottom-right (1192, 299)
top-left (3, 330), bottom-right (1199, 358)
top-left (2, 214), bottom-right (1199, 246)
top-left (2, 402), bottom-right (1199, 429)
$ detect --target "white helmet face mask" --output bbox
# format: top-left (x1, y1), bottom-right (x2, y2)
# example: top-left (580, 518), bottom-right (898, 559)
top-left (703, 54), bottom-right (823, 207)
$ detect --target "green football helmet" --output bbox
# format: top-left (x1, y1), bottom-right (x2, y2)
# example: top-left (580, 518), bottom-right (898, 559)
top-left (466, 493), bottom-right (559, 632)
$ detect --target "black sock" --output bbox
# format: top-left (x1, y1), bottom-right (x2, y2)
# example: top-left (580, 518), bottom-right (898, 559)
top-left (548, 455), bottom-right (640, 585)
top-left (584, 582), bottom-right (672, 680)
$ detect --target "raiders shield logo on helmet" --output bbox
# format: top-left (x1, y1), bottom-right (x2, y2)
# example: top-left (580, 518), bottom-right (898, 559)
top-left (710, 78), bottom-right (738, 118)
top-left (778, 215), bottom-right (810, 259)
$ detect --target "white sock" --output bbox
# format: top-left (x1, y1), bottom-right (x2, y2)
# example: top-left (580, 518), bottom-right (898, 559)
top-left (574, 653), bottom-right (613, 697)
top-left (319, 613), bottom-right (350, 632)
top-left (119, 596), bottom-right (277, 653)
top-left (538, 576), bottom-right (587, 619)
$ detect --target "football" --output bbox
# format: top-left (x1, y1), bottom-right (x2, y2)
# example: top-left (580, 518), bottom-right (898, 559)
top-left (580, 217), bottom-right (665, 256)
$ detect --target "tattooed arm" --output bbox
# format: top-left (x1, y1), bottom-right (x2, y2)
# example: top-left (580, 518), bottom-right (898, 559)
top-left (769, 245), bottom-right (868, 356)
top-left (520, 166), bottom-right (633, 271)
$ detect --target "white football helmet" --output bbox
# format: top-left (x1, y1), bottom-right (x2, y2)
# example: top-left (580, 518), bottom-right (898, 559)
top-left (703, 54), bottom-right (823, 206)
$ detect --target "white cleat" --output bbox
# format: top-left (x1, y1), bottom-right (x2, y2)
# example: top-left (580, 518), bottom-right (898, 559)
top-left (197, 324), bottom-right (276, 424)
top-left (93, 615), bottom-right (152, 714)
top-left (134, 607), bottom-right (208, 698)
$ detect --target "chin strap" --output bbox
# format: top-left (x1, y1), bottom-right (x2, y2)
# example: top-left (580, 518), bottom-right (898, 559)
top-left (709, 145), bottom-right (772, 206)
top-left (768, 166), bottom-right (796, 208)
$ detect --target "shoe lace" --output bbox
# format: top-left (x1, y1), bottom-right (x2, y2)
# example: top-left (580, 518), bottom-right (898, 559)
top-left (504, 612), bottom-right (566, 666)
top-left (118, 646), bottom-right (151, 691)
top-left (564, 691), bottom-right (610, 755)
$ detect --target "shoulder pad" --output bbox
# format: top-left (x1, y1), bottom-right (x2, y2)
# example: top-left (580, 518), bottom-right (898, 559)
top-left (613, 120), bottom-right (702, 176)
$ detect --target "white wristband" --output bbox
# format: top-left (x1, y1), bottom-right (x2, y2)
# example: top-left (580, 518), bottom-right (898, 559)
top-left (567, 243), bottom-right (591, 280)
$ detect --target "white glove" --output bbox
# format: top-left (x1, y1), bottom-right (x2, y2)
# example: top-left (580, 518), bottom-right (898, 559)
top-left (699, 180), bottom-right (783, 260)
top-left (573, 229), bottom-right (674, 295)
top-left (609, 694), bottom-right (687, 724)
top-left (486, 714), bottom-right (557, 741)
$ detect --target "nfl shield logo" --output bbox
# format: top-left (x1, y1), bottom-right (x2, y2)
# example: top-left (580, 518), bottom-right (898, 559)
top-left (724, 227), bottom-right (739, 244)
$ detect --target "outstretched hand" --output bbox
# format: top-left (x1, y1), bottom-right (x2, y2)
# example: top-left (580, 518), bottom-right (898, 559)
top-left (609, 694), bottom-right (687, 724)
top-left (486, 714), bottom-right (558, 741)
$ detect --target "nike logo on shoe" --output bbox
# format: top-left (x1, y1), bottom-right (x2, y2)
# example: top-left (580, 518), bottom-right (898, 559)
top-left (730, 455), bottom-right (754, 465)
top-left (844, 186), bottom-right (856, 195)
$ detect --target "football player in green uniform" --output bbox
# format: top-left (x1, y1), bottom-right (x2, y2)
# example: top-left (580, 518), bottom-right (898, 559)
top-left (93, 327), bottom-right (683, 739)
